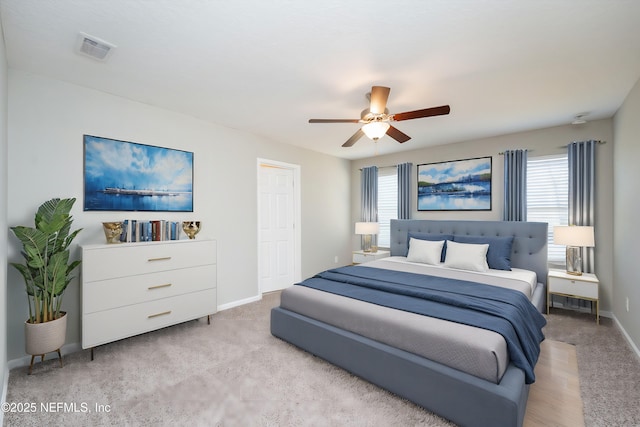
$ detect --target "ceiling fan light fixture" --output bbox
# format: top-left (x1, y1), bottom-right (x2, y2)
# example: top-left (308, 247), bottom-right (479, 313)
top-left (308, 85), bottom-right (450, 147)
top-left (362, 121), bottom-right (390, 141)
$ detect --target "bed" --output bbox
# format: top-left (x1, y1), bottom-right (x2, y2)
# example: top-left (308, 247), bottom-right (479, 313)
top-left (271, 219), bottom-right (548, 427)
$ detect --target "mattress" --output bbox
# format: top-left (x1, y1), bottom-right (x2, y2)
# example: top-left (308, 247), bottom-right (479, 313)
top-left (279, 257), bottom-right (539, 384)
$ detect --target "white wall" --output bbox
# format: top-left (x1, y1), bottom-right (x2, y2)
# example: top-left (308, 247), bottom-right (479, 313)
top-left (351, 120), bottom-right (615, 312)
top-left (613, 76), bottom-right (640, 351)
top-left (0, 14), bottom-right (9, 415)
top-left (6, 70), bottom-right (352, 361)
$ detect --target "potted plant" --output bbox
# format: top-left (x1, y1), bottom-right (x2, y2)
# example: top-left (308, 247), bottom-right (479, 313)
top-left (10, 197), bottom-right (82, 373)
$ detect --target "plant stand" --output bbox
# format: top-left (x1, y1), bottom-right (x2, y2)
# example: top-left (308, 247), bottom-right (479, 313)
top-left (29, 349), bottom-right (63, 375)
top-left (24, 313), bottom-right (67, 374)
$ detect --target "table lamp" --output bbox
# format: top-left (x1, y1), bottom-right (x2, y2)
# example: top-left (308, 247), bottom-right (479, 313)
top-left (553, 225), bottom-right (595, 276)
top-left (355, 222), bottom-right (379, 253)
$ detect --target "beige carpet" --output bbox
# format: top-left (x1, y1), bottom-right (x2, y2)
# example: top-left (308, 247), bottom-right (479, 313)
top-left (4, 293), bottom-right (640, 426)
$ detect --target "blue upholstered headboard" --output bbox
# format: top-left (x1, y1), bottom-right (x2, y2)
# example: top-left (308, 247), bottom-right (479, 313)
top-left (390, 219), bottom-right (549, 285)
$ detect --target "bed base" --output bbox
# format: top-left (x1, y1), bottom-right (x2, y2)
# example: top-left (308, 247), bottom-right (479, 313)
top-left (271, 306), bottom-right (529, 427)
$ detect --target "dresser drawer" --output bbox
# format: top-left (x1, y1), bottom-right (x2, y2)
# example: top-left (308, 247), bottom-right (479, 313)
top-left (82, 288), bottom-right (216, 349)
top-left (549, 276), bottom-right (598, 299)
top-left (83, 264), bottom-right (216, 314)
top-left (82, 240), bottom-right (216, 282)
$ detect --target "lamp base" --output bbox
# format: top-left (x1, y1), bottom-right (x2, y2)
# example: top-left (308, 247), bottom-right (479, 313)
top-left (565, 246), bottom-right (583, 276)
top-left (362, 234), bottom-right (372, 252)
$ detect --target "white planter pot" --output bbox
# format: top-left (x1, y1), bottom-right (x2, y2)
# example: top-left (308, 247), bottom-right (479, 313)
top-left (24, 312), bottom-right (67, 356)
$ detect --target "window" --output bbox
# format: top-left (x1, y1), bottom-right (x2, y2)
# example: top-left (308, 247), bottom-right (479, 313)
top-left (526, 154), bottom-right (568, 263)
top-left (377, 167), bottom-right (397, 248)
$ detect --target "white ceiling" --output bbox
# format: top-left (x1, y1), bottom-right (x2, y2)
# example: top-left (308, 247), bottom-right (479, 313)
top-left (2, 1), bottom-right (640, 160)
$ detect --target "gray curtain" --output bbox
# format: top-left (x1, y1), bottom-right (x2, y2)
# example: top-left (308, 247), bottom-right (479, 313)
top-left (568, 140), bottom-right (596, 273)
top-left (397, 162), bottom-right (412, 219)
top-left (502, 149), bottom-right (528, 221)
top-left (361, 166), bottom-right (378, 247)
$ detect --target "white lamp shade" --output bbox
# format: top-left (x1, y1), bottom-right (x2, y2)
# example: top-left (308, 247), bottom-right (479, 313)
top-left (553, 225), bottom-right (595, 247)
top-left (361, 122), bottom-right (390, 140)
top-left (355, 222), bottom-right (380, 235)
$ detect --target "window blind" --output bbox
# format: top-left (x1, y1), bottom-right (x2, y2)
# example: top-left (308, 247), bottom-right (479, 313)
top-left (377, 167), bottom-right (398, 248)
top-left (527, 154), bottom-right (568, 263)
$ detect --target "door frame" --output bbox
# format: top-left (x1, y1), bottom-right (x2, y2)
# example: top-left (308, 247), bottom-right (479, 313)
top-left (256, 158), bottom-right (302, 294)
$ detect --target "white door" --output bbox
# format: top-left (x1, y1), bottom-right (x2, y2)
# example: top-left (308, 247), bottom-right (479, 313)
top-left (258, 161), bottom-right (298, 293)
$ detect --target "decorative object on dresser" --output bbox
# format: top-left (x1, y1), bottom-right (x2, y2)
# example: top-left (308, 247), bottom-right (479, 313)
top-left (120, 219), bottom-right (184, 242)
top-left (355, 221), bottom-right (379, 252)
top-left (182, 221), bottom-right (201, 239)
top-left (547, 268), bottom-right (599, 324)
top-left (102, 221), bottom-right (123, 243)
top-left (553, 225), bottom-right (595, 275)
top-left (9, 197), bottom-right (83, 374)
top-left (352, 249), bottom-right (390, 264)
top-left (81, 239), bottom-right (217, 360)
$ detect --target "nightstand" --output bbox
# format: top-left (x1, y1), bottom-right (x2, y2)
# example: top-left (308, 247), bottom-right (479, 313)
top-left (547, 268), bottom-right (599, 324)
top-left (352, 250), bottom-right (390, 264)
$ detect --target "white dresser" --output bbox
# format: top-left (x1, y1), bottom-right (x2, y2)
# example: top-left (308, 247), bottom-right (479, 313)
top-left (81, 239), bottom-right (217, 356)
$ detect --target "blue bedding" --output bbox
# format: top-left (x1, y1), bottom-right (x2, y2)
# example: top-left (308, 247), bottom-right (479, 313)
top-left (296, 265), bottom-right (546, 384)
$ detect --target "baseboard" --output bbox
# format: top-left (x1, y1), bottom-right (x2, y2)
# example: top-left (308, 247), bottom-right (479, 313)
top-left (613, 315), bottom-right (640, 360)
top-left (1, 364), bottom-right (8, 426)
top-left (217, 294), bottom-right (262, 311)
top-left (7, 341), bottom-right (82, 371)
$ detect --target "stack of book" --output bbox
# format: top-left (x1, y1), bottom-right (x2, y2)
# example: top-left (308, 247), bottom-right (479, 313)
top-left (119, 220), bottom-right (183, 242)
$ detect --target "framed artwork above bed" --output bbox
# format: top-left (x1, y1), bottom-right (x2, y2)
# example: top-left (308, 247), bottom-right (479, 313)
top-left (83, 135), bottom-right (194, 212)
top-left (417, 156), bottom-right (492, 211)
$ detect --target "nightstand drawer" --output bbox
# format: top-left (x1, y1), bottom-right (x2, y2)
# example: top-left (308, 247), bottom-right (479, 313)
top-left (353, 250), bottom-right (390, 264)
top-left (549, 276), bottom-right (598, 299)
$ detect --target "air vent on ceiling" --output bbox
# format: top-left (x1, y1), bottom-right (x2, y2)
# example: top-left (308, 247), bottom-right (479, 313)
top-left (76, 32), bottom-right (116, 61)
top-left (571, 114), bottom-right (588, 125)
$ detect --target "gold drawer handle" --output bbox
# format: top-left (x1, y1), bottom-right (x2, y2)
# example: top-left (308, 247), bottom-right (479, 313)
top-left (148, 283), bottom-right (172, 290)
top-left (148, 256), bottom-right (172, 262)
top-left (148, 310), bottom-right (172, 319)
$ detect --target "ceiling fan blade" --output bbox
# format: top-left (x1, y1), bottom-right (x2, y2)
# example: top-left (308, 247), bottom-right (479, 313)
top-left (342, 129), bottom-right (365, 147)
top-left (386, 125), bottom-right (411, 143)
top-left (309, 118), bottom-right (360, 123)
top-left (392, 105), bottom-right (450, 122)
top-left (369, 86), bottom-right (391, 114)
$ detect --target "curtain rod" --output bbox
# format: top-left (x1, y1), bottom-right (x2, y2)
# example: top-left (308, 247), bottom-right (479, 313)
top-left (358, 165), bottom-right (400, 171)
top-left (498, 149), bottom-right (533, 155)
top-left (555, 140), bottom-right (607, 150)
top-left (499, 140), bottom-right (607, 155)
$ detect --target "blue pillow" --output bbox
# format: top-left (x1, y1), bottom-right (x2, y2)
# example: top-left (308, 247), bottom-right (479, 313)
top-left (408, 232), bottom-right (454, 262)
top-left (452, 235), bottom-right (514, 271)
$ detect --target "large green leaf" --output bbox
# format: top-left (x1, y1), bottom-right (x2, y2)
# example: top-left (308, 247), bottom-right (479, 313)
top-left (35, 198), bottom-right (76, 253)
top-left (10, 226), bottom-right (48, 255)
top-left (46, 250), bottom-right (71, 295)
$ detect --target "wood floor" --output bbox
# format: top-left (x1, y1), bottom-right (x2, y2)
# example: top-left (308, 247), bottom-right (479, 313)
top-left (524, 340), bottom-right (584, 427)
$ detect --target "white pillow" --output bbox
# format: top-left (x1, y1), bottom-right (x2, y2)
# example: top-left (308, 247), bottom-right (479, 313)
top-left (444, 240), bottom-right (489, 272)
top-left (406, 238), bottom-right (445, 265)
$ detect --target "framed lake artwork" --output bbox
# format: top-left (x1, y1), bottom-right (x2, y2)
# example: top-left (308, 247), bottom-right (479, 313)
top-left (417, 156), bottom-right (492, 211)
top-left (83, 135), bottom-right (194, 212)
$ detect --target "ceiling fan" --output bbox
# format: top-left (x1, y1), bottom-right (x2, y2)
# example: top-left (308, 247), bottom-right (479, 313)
top-left (308, 86), bottom-right (450, 147)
